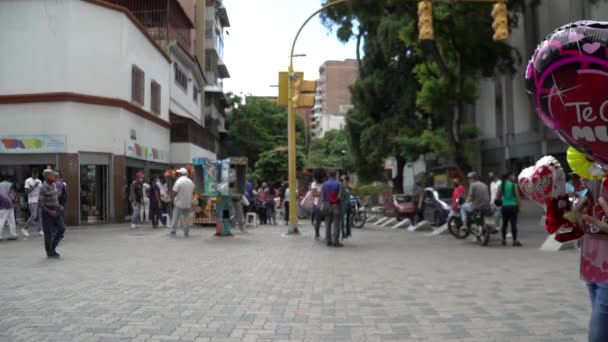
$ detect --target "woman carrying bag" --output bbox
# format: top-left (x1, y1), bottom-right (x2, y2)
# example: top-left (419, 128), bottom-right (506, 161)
top-left (495, 171), bottom-right (522, 247)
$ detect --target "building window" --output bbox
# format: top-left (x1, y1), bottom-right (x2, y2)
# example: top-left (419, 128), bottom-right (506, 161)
top-left (131, 65), bottom-right (144, 105)
top-left (193, 86), bottom-right (199, 103)
top-left (174, 63), bottom-right (188, 91)
top-left (205, 51), bottom-right (212, 72)
top-left (151, 81), bottom-right (161, 115)
top-left (205, 20), bottom-right (213, 39)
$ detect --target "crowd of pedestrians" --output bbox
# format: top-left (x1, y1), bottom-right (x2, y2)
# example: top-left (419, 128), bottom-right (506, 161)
top-left (129, 167), bottom-right (194, 238)
top-left (0, 167), bottom-right (67, 259)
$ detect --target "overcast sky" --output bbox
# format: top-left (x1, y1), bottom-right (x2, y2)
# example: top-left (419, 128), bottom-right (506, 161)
top-left (222, 0), bottom-right (358, 97)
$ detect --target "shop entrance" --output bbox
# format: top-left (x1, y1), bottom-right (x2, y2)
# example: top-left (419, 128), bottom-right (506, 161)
top-left (0, 164), bottom-right (55, 225)
top-left (80, 165), bottom-right (108, 224)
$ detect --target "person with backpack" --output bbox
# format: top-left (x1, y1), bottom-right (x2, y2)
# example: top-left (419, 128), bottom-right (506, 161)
top-left (495, 171), bottom-right (522, 247)
top-left (320, 170), bottom-right (343, 247)
top-left (340, 175), bottom-right (352, 240)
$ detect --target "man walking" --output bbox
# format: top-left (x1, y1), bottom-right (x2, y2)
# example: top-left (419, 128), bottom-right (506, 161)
top-left (38, 169), bottom-right (65, 259)
top-left (130, 172), bottom-right (144, 229)
top-left (170, 168), bottom-right (195, 237)
top-left (460, 172), bottom-right (490, 228)
top-left (23, 168), bottom-right (43, 237)
top-left (321, 170), bottom-right (343, 247)
top-left (489, 172), bottom-right (502, 229)
top-left (0, 175), bottom-right (17, 240)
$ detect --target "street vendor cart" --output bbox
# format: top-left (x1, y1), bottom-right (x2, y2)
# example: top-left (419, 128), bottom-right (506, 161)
top-left (191, 157), bottom-right (247, 236)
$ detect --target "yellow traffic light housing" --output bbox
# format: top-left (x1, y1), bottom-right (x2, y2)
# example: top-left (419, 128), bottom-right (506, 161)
top-left (278, 71), bottom-right (289, 106)
top-left (291, 73), bottom-right (316, 108)
top-left (491, 1), bottom-right (509, 41)
top-left (417, 1), bottom-right (434, 41)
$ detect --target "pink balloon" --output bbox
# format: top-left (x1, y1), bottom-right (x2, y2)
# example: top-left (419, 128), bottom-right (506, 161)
top-left (526, 21), bottom-right (608, 164)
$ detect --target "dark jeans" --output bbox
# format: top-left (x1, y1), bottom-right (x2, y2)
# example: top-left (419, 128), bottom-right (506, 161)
top-left (501, 206), bottom-right (519, 241)
top-left (41, 210), bottom-right (65, 256)
top-left (324, 204), bottom-right (341, 243)
top-left (150, 202), bottom-right (163, 227)
top-left (313, 206), bottom-right (322, 236)
top-left (284, 201), bottom-right (289, 222)
top-left (265, 201), bottom-right (275, 225)
top-left (258, 204), bottom-right (267, 224)
top-left (342, 206), bottom-right (351, 238)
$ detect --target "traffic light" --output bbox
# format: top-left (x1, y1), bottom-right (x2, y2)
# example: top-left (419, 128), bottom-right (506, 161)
top-left (291, 73), bottom-right (316, 108)
top-left (491, 1), bottom-right (509, 41)
top-left (417, 0), bottom-right (433, 41)
top-left (278, 71), bottom-right (289, 106)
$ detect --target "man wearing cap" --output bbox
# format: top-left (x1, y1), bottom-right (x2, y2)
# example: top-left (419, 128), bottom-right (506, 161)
top-left (130, 172), bottom-right (144, 229)
top-left (170, 168), bottom-right (195, 237)
top-left (38, 169), bottom-right (65, 258)
top-left (460, 171), bottom-right (490, 227)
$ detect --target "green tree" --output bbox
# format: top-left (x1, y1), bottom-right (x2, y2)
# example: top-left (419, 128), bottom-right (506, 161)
top-left (320, 0), bottom-right (532, 189)
top-left (307, 129), bottom-right (354, 171)
top-left (252, 147), bottom-right (305, 184)
top-left (226, 96), bottom-right (309, 167)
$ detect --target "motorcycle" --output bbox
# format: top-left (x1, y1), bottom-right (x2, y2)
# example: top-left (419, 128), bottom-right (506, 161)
top-left (448, 199), bottom-right (496, 246)
top-left (350, 196), bottom-right (367, 228)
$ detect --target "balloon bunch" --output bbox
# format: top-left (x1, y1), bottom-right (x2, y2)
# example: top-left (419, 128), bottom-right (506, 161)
top-left (522, 20), bottom-right (608, 241)
top-left (517, 156), bottom-right (585, 242)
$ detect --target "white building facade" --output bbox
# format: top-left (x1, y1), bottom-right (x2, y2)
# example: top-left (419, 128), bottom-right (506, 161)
top-left (0, 0), bottom-right (209, 225)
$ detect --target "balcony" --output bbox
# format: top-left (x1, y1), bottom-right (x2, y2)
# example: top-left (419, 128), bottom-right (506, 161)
top-left (105, 0), bottom-right (194, 52)
top-left (170, 113), bottom-right (218, 153)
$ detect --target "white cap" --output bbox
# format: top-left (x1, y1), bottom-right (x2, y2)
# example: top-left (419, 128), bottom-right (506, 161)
top-left (177, 168), bottom-right (188, 175)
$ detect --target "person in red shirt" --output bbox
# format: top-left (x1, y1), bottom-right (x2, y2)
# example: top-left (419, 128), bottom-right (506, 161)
top-left (449, 177), bottom-right (466, 220)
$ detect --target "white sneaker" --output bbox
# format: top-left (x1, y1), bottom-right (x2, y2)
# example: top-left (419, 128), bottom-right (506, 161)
top-left (131, 224), bottom-right (137, 229)
top-left (21, 229), bottom-right (29, 237)
top-left (39, 231), bottom-right (44, 236)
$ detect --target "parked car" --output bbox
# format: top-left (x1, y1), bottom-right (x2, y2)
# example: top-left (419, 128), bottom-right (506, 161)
top-left (385, 194), bottom-right (416, 221)
top-left (421, 187), bottom-right (452, 226)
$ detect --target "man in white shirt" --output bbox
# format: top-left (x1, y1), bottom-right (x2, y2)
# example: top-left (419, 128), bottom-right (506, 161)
top-left (489, 172), bottom-right (502, 229)
top-left (23, 168), bottom-right (43, 237)
top-left (157, 177), bottom-right (170, 227)
top-left (170, 168), bottom-right (195, 238)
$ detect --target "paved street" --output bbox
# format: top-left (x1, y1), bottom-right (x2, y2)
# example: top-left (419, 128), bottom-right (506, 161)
top-left (0, 217), bottom-right (591, 342)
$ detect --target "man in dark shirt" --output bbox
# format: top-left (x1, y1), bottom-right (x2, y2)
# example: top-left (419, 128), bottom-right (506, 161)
top-left (321, 171), bottom-right (343, 247)
top-left (148, 176), bottom-right (162, 228)
top-left (38, 169), bottom-right (64, 259)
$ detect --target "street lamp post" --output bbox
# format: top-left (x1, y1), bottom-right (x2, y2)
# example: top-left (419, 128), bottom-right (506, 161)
top-left (286, 0), bottom-right (350, 235)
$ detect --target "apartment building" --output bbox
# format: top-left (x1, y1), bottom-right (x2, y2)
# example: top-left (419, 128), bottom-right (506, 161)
top-left (0, 0), bottom-right (172, 225)
top-left (311, 59), bottom-right (358, 137)
top-left (0, 0), bottom-right (232, 225)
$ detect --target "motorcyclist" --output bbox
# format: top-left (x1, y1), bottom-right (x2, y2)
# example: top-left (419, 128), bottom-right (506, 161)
top-left (459, 171), bottom-right (490, 228)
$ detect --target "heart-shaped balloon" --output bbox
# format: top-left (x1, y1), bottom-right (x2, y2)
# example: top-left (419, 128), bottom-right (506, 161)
top-left (526, 21), bottom-right (608, 165)
top-left (518, 156), bottom-right (567, 204)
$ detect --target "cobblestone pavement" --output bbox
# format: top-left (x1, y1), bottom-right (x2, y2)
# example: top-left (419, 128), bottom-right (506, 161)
top-left (0, 217), bottom-right (590, 342)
